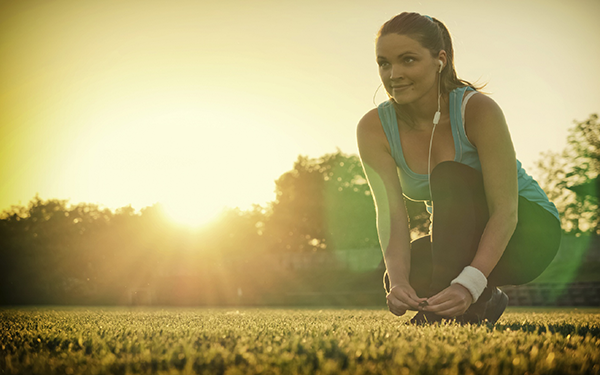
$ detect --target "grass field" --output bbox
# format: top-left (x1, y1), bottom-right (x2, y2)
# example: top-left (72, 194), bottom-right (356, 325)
top-left (1, 307), bottom-right (599, 375)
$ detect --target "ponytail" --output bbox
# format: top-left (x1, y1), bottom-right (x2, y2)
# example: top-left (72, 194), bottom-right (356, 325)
top-left (430, 17), bottom-right (485, 94)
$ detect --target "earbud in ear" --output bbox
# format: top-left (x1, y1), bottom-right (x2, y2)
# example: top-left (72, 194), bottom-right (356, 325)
top-left (438, 60), bottom-right (444, 73)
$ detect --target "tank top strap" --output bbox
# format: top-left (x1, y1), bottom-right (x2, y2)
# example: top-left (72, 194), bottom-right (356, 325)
top-left (450, 86), bottom-right (478, 162)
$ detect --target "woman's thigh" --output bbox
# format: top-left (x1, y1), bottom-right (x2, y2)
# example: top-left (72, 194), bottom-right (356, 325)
top-left (488, 197), bottom-right (562, 286)
top-left (408, 235), bottom-right (433, 297)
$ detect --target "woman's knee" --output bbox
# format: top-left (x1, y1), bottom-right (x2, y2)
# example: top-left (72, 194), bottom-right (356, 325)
top-left (488, 201), bottom-right (562, 286)
top-left (430, 162), bottom-right (487, 215)
top-left (430, 161), bottom-right (482, 191)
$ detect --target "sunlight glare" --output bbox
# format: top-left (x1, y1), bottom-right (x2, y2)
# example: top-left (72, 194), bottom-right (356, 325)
top-left (162, 196), bottom-right (224, 228)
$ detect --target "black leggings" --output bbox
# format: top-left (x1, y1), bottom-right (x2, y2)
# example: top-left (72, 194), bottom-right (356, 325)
top-left (386, 161), bottom-right (562, 299)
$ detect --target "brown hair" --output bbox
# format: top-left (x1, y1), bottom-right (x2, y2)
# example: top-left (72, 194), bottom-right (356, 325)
top-left (377, 12), bottom-right (486, 95)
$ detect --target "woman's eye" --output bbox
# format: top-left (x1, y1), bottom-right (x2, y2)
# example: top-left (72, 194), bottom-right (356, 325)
top-left (378, 61), bottom-right (389, 68)
top-left (404, 57), bottom-right (415, 63)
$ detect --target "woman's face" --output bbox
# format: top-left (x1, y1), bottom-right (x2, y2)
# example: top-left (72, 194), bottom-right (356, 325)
top-left (376, 33), bottom-right (442, 106)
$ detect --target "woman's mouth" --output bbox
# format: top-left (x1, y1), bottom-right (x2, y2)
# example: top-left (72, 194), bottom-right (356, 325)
top-left (392, 84), bottom-right (411, 92)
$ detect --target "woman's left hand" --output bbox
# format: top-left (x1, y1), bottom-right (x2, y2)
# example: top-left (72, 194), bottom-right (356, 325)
top-left (422, 284), bottom-right (473, 317)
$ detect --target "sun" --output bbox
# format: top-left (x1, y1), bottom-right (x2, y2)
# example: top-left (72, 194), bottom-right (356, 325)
top-left (162, 196), bottom-right (225, 229)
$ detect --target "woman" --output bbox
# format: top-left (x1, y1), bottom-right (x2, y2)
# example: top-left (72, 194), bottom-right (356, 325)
top-left (357, 12), bottom-right (561, 324)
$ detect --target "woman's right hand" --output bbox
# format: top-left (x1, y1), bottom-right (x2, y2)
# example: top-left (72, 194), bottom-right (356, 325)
top-left (386, 283), bottom-right (427, 316)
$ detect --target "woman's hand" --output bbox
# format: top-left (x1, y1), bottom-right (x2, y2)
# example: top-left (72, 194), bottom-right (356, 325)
top-left (422, 284), bottom-right (473, 317)
top-left (386, 283), bottom-right (427, 316)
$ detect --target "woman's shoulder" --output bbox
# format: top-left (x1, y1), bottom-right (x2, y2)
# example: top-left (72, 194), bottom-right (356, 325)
top-left (357, 107), bottom-right (382, 136)
top-left (463, 90), bottom-right (509, 146)
top-left (357, 107), bottom-right (391, 156)
top-left (464, 91), bottom-right (504, 121)
top-left (357, 100), bottom-right (397, 132)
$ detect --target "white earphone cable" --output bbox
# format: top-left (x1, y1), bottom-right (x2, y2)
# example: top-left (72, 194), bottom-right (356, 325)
top-left (372, 83), bottom-right (383, 106)
top-left (427, 64), bottom-right (443, 204)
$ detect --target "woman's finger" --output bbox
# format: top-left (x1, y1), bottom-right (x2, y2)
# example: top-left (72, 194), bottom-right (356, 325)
top-left (386, 299), bottom-right (407, 316)
top-left (424, 299), bottom-right (457, 314)
top-left (407, 289), bottom-right (428, 304)
top-left (425, 290), bottom-right (452, 307)
top-left (425, 293), bottom-right (470, 317)
top-left (387, 293), bottom-right (411, 311)
top-left (391, 288), bottom-right (421, 310)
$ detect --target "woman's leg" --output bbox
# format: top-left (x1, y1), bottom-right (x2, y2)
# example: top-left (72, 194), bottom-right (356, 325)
top-left (383, 161), bottom-right (486, 298)
top-left (487, 197), bottom-right (562, 286)
top-left (383, 235), bottom-right (432, 297)
top-left (385, 160), bottom-right (561, 323)
top-left (408, 235), bottom-right (433, 297)
top-left (428, 161), bottom-right (489, 296)
top-left (428, 161), bottom-right (562, 293)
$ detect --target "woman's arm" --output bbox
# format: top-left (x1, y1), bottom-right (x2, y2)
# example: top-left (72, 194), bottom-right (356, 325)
top-left (464, 93), bottom-right (519, 277)
top-left (425, 93), bottom-right (518, 316)
top-left (357, 109), bottom-right (426, 315)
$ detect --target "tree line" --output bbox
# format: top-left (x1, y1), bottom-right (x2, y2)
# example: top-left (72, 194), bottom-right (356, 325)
top-left (0, 114), bottom-right (597, 305)
top-left (0, 151), bottom-right (427, 305)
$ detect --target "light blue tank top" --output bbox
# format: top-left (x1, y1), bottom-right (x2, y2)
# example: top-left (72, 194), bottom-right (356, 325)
top-left (377, 86), bottom-right (560, 222)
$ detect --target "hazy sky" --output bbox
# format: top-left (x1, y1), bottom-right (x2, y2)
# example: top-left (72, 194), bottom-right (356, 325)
top-left (1, 0), bottom-right (599, 226)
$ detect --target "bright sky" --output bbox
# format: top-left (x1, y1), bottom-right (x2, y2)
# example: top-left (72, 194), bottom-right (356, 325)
top-left (1, 0), bottom-right (599, 226)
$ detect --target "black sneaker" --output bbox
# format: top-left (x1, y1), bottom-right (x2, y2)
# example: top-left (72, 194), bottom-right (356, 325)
top-left (484, 287), bottom-right (509, 324)
top-left (460, 290), bottom-right (490, 324)
top-left (458, 287), bottom-right (509, 324)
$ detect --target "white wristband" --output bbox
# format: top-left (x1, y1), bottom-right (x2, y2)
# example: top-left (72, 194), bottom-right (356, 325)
top-left (451, 266), bottom-right (487, 303)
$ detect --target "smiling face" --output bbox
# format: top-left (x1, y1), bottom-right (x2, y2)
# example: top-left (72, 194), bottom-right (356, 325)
top-left (376, 33), bottom-right (445, 106)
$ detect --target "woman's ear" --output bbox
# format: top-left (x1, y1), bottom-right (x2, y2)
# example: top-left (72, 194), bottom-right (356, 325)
top-left (437, 50), bottom-right (448, 71)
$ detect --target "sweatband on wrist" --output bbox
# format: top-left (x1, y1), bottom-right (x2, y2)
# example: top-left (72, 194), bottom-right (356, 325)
top-left (451, 266), bottom-right (487, 303)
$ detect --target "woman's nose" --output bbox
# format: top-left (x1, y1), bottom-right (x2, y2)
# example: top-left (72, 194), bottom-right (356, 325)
top-left (390, 64), bottom-right (402, 80)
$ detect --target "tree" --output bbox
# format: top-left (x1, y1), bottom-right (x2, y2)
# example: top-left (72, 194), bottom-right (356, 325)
top-left (263, 150), bottom-right (429, 253)
top-left (0, 196), bottom-right (114, 303)
top-left (534, 114), bottom-right (599, 234)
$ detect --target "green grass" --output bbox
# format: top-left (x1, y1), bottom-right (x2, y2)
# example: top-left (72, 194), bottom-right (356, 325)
top-left (1, 307), bottom-right (599, 375)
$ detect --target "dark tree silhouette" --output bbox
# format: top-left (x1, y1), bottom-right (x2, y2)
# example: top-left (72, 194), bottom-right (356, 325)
top-left (0, 151), bottom-right (430, 305)
top-left (264, 150), bottom-right (429, 253)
